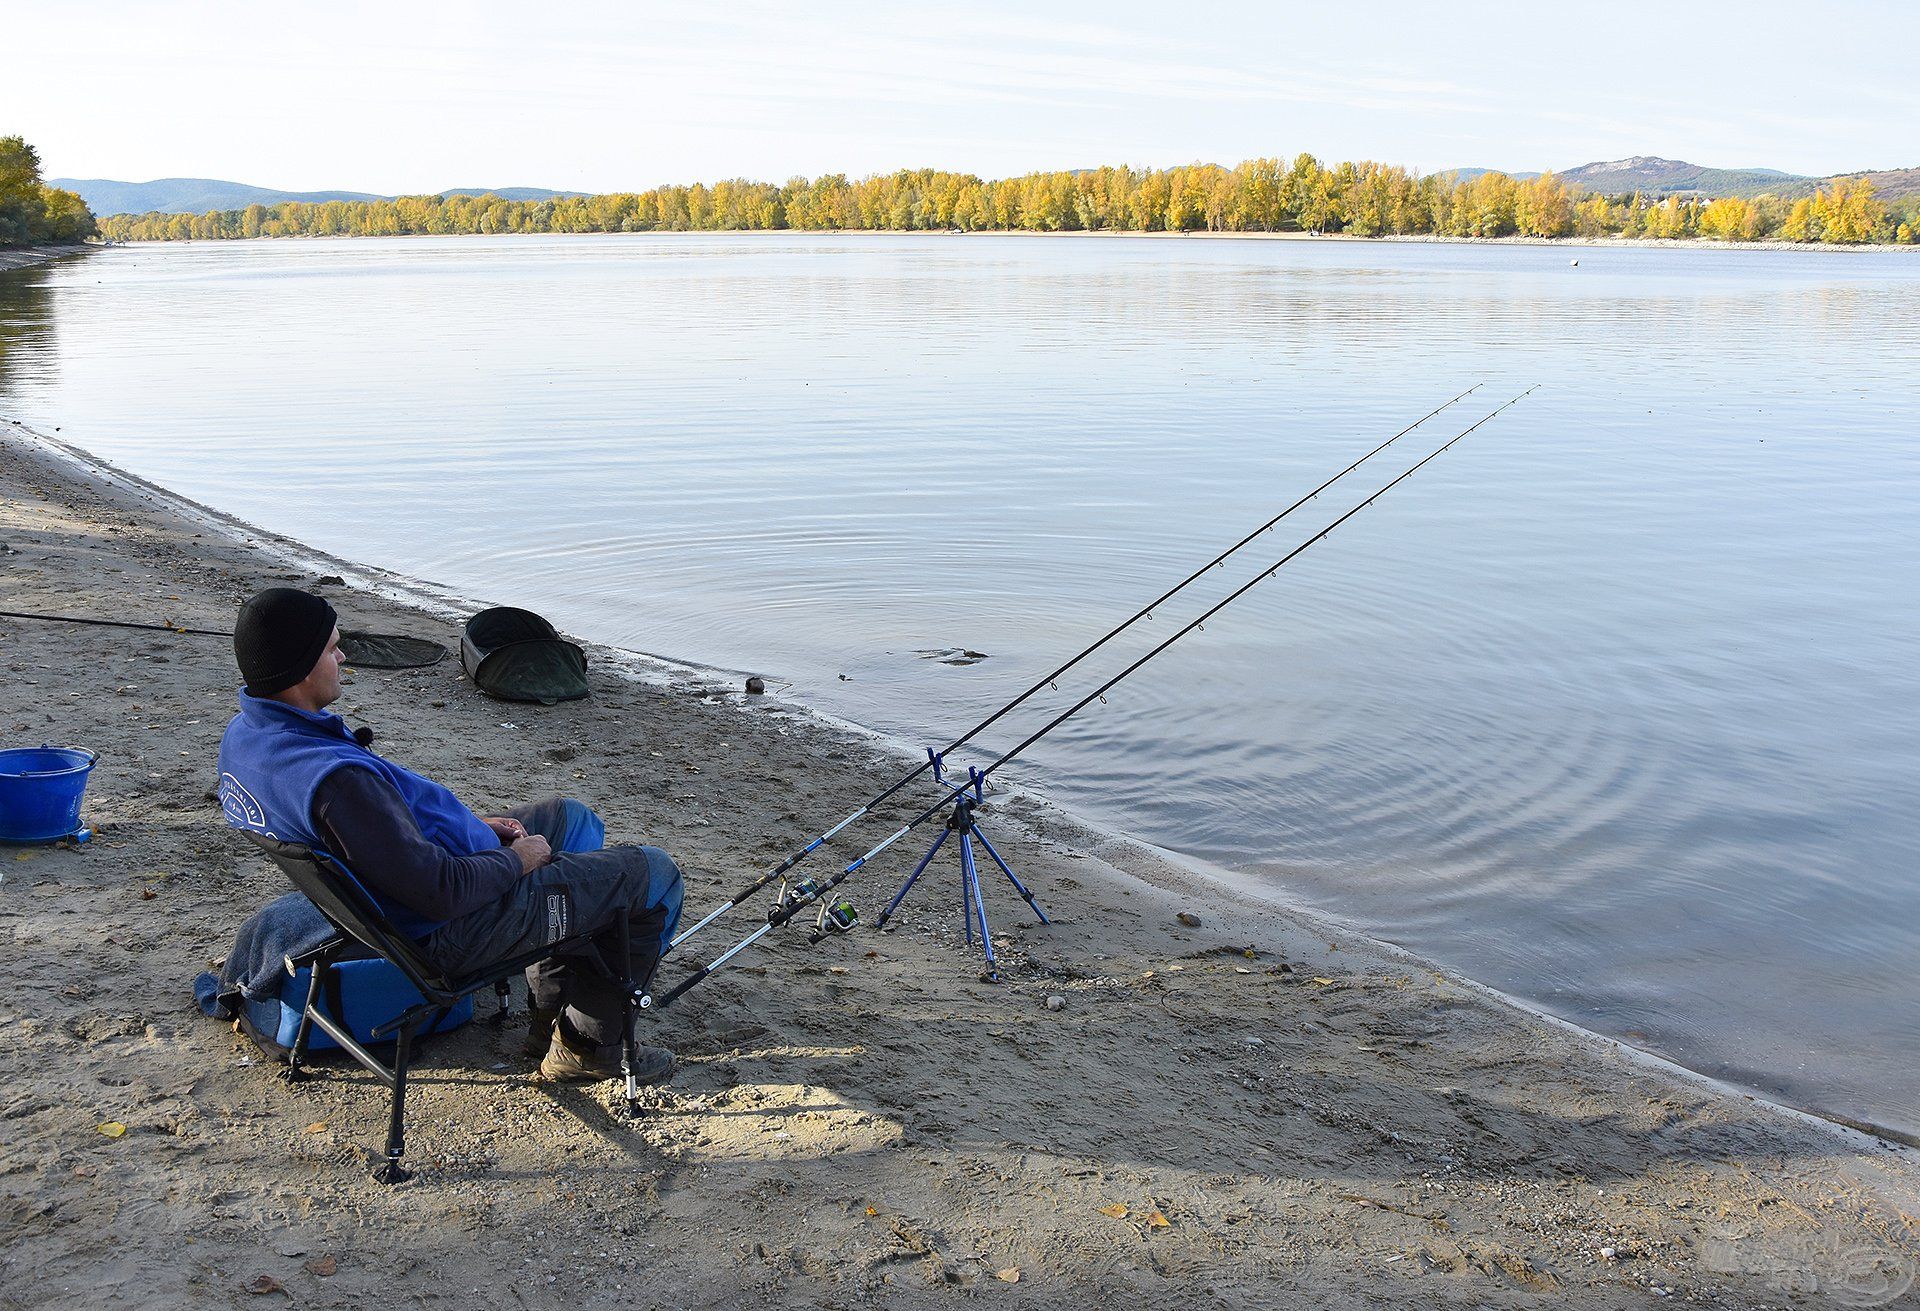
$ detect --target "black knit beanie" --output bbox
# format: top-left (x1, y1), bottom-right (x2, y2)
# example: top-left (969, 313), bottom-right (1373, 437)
top-left (234, 588), bottom-right (338, 696)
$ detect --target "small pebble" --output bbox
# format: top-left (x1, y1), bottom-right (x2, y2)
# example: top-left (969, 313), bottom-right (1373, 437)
top-left (1044, 995), bottom-right (1065, 1011)
top-left (1176, 911), bottom-right (1201, 927)
top-left (745, 676), bottom-right (766, 695)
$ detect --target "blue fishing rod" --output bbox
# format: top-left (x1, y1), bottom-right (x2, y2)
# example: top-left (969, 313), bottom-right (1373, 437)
top-left (643, 385), bottom-right (1534, 1006)
top-left (667, 383), bottom-right (1485, 951)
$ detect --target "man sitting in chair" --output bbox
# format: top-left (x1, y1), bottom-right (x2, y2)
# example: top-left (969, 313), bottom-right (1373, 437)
top-left (216, 587), bottom-right (681, 1085)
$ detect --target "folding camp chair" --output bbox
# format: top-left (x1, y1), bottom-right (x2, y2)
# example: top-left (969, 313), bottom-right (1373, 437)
top-left (244, 833), bottom-right (647, 1183)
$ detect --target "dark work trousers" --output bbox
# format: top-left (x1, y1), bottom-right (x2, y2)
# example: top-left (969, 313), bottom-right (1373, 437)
top-left (419, 797), bottom-right (684, 1046)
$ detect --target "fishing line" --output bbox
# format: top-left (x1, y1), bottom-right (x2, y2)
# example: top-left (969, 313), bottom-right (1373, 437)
top-left (649, 385), bottom-right (1536, 1005)
top-left (839, 386), bottom-right (1535, 880)
top-left (669, 382), bottom-right (1486, 949)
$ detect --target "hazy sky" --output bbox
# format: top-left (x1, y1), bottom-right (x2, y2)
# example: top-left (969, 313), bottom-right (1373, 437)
top-left (7, 1), bottom-right (1914, 190)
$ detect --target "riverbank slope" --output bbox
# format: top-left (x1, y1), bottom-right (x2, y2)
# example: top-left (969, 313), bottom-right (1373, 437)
top-left (3, 417), bottom-right (1918, 1309)
top-left (0, 244), bottom-right (95, 274)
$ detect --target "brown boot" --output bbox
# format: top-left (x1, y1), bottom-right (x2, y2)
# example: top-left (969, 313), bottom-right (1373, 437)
top-left (522, 1005), bottom-right (561, 1061)
top-left (537, 1018), bottom-right (673, 1085)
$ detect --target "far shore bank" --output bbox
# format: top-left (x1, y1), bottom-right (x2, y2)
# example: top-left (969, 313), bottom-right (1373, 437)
top-left (64, 228), bottom-right (1918, 255)
top-left (987, 228), bottom-right (1919, 255)
top-left (5, 414), bottom-right (1920, 1307)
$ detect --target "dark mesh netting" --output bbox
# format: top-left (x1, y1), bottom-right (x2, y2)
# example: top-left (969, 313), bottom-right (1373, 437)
top-left (337, 630), bottom-right (448, 670)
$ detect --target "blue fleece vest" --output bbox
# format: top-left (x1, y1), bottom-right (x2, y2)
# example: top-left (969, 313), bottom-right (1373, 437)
top-left (217, 691), bottom-right (499, 937)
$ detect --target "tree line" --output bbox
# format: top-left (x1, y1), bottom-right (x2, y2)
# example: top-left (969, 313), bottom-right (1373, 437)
top-left (0, 136), bottom-right (97, 246)
top-left (91, 156), bottom-right (1920, 246)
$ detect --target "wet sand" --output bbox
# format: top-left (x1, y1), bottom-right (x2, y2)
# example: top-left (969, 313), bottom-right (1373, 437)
top-left (3, 415), bottom-right (1919, 1309)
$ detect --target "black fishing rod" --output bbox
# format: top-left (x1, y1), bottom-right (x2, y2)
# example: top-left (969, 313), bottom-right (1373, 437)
top-left (646, 386), bottom-right (1535, 1007)
top-left (667, 382), bottom-right (1485, 950)
top-left (0, 609), bottom-right (230, 637)
top-left (0, 609), bottom-right (448, 669)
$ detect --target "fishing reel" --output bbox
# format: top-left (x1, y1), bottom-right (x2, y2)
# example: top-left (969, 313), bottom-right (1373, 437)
top-left (808, 899), bottom-right (859, 945)
top-left (771, 876), bottom-right (827, 920)
top-left (768, 876), bottom-right (858, 945)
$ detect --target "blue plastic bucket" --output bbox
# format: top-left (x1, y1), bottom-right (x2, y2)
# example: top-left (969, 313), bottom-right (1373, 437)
top-left (0, 746), bottom-right (98, 843)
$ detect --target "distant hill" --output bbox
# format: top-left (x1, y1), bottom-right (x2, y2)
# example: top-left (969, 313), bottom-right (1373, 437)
top-left (51, 178), bottom-right (385, 215)
top-left (1437, 156), bottom-right (1920, 202)
top-left (50, 177), bottom-right (585, 216)
top-left (1545, 156), bottom-right (1919, 201)
top-left (1844, 167), bottom-right (1920, 200)
top-left (1442, 167), bottom-right (1542, 182)
top-left (432, 187), bottom-right (586, 203)
top-left (1554, 156), bottom-right (1810, 198)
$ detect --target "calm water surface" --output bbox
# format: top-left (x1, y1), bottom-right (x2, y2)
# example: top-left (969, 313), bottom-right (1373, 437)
top-left (4, 234), bottom-right (1917, 1136)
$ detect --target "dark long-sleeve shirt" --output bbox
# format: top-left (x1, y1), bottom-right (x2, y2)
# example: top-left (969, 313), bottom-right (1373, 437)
top-left (309, 765), bottom-right (521, 923)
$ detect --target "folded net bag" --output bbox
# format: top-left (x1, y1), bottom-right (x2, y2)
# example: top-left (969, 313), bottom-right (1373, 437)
top-left (459, 607), bottom-right (589, 704)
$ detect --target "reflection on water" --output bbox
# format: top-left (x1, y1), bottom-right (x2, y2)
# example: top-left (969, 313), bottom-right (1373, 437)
top-left (3, 233), bottom-right (1918, 1138)
top-left (0, 264), bottom-right (60, 396)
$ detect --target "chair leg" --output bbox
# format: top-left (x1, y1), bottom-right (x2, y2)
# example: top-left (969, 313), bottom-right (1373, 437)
top-left (616, 909), bottom-right (639, 1117)
top-left (285, 961), bottom-right (326, 1082)
top-left (374, 1021), bottom-right (418, 1184)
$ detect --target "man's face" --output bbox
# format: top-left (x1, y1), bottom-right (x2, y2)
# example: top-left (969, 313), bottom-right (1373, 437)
top-left (288, 624), bottom-right (346, 709)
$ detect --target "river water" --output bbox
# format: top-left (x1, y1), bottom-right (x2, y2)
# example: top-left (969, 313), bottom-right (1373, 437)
top-left (4, 233), bottom-right (1917, 1138)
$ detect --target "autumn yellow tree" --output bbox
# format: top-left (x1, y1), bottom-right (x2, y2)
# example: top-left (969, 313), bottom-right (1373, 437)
top-left (1819, 177), bottom-right (1885, 243)
top-left (1514, 173), bottom-right (1574, 237)
top-left (1695, 197), bottom-right (1756, 240)
top-left (1, 135), bottom-right (97, 245)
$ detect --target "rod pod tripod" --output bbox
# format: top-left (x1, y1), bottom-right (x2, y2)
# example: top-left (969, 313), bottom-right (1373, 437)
top-left (874, 752), bottom-right (1051, 980)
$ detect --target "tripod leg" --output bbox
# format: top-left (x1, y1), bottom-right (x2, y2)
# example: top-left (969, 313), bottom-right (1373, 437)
top-left (877, 827), bottom-right (952, 928)
top-left (962, 839), bottom-right (974, 946)
top-left (973, 826), bottom-right (1051, 925)
top-left (961, 834), bottom-right (997, 979)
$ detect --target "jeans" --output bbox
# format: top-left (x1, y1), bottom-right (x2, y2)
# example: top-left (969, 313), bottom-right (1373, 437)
top-left (420, 797), bottom-right (683, 1046)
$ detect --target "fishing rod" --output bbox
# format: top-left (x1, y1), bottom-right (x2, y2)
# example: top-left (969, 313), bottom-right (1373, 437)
top-left (643, 386), bottom-right (1535, 1007)
top-left (0, 609), bottom-right (448, 669)
top-left (667, 382), bottom-right (1486, 951)
top-left (0, 609), bottom-right (230, 637)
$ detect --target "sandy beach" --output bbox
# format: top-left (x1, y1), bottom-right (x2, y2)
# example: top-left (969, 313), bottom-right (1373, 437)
top-left (4, 414), bottom-right (1920, 1309)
